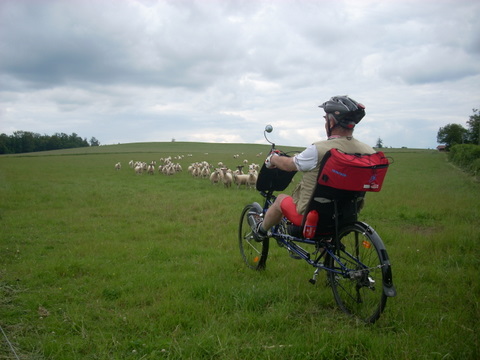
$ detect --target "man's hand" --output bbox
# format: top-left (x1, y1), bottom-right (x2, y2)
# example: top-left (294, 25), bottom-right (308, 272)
top-left (265, 151), bottom-right (279, 169)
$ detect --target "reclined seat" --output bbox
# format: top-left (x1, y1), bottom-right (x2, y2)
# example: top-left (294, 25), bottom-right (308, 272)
top-left (295, 148), bottom-right (390, 238)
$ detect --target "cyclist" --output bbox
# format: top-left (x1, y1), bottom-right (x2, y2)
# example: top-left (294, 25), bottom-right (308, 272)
top-left (249, 95), bottom-right (375, 241)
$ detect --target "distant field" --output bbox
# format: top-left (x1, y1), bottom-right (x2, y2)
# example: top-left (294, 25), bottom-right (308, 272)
top-left (1, 143), bottom-right (478, 359)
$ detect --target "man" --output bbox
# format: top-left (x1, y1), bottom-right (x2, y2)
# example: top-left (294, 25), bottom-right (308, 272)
top-left (249, 95), bottom-right (375, 241)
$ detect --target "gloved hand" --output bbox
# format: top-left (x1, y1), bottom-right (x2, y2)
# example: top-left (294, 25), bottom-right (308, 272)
top-left (265, 151), bottom-right (279, 169)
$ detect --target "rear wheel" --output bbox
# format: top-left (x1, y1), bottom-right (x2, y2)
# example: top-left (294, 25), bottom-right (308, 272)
top-left (238, 204), bottom-right (269, 270)
top-left (326, 223), bottom-right (388, 323)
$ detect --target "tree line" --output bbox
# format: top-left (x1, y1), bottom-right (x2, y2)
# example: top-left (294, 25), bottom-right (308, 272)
top-left (437, 108), bottom-right (480, 150)
top-left (0, 131), bottom-right (100, 154)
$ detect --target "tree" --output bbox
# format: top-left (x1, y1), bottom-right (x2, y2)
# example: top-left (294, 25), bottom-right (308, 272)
top-left (375, 137), bottom-right (383, 148)
top-left (0, 131), bottom-right (92, 153)
top-left (437, 123), bottom-right (468, 150)
top-left (466, 108), bottom-right (480, 145)
top-left (0, 133), bottom-right (11, 154)
top-left (90, 137), bottom-right (100, 146)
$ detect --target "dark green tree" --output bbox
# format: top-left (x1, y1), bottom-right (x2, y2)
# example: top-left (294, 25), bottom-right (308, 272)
top-left (90, 137), bottom-right (100, 146)
top-left (375, 137), bottom-right (383, 148)
top-left (466, 108), bottom-right (480, 145)
top-left (437, 123), bottom-right (468, 150)
top-left (0, 131), bottom-right (92, 153)
top-left (0, 133), bottom-right (11, 154)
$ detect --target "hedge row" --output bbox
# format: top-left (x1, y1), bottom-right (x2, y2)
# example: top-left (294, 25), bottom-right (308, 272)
top-left (448, 144), bottom-right (480, 175)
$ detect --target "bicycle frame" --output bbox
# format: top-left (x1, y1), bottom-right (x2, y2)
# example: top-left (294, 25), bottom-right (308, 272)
top-left (259, 190), bottom-right (395, 296)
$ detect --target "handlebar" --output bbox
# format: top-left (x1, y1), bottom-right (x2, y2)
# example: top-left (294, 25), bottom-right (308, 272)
top-left (263, 124), bottom-right (295, 157)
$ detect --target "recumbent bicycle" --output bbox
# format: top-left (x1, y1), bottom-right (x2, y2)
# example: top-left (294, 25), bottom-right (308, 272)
top-left (238, 125), bottom-right (396, 323)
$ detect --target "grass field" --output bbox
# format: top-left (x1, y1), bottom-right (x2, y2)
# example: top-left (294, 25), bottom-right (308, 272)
top-left (1, 142), bottom-right (479, 359)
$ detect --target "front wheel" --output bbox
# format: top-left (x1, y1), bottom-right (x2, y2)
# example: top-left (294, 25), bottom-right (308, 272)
top-left (238, 203), bottom-right (269, 270)
top-left (326, 222), bottom-right (390, 323)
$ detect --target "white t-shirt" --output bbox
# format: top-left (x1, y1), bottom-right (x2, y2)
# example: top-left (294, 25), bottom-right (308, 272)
top-left (293, 144), bottom-right (318, 171)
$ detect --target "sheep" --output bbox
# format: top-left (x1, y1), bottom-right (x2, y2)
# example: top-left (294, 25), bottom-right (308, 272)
top-left (134, 164), bottom-right (143, 175)
top-left (163, 164), bottom-right (175, 175)
top-left (235, 165), bottom-right (244, 175)
top-left (221, 168), bottom-right (233, 188)
top-left (246, 170), bottom-right (258, 189)
top-left (192, 166), bottom-right (201, 178)
top-left (114, 162), bottom-right (121, 170)
top-left (147, 164), bottom-right (155, 175)
top-left (201, 166), bottom-right (210, 179)
top-left (249, 163), bottom-right (260, 174)
top-left (234, 173), bottom-right (250, 188)
top-left (209, 169), bottom-right (222, 185)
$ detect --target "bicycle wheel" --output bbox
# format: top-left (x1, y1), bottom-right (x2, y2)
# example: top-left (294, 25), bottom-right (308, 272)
top-left (326, 222), bottom-right (388, 323)
top-left (238, 203), bottom-right (269, 270)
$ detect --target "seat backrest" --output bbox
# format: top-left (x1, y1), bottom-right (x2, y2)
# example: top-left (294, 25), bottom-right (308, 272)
top-left (304, 185), bottom-right (365, 234)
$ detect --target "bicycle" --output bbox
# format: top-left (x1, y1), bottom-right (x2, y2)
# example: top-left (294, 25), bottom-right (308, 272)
top-left (238, 125), bottom-right (396, 323)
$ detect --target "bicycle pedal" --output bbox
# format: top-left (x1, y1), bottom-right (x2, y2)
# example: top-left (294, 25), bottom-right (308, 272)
top-left (309, 278), bottom-right (316, 285)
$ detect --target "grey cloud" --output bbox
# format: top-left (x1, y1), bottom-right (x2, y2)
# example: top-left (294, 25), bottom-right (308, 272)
top-left (0, 0), bottom-right (479, 149)
top-left (0, 0), bottom-right (248, 90)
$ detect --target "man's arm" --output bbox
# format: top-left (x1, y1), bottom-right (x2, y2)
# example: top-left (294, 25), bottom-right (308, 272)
top-left (269, 154), bottom-right (298, 172)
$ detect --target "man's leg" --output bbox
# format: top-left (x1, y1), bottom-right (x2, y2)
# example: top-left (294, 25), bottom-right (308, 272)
top-left (261, 194), bottom-right (290, 231)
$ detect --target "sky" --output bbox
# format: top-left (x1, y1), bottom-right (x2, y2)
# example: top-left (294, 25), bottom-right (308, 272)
top-left (1, 0), bottom-right (479, 149)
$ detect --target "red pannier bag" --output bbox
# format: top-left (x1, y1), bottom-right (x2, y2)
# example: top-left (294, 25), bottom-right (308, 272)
top-left (318, 149), bottom-right (390, 192)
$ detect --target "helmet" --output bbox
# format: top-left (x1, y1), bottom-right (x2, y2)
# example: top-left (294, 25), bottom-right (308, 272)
top-left (319, 95), bottom-right (365, 129)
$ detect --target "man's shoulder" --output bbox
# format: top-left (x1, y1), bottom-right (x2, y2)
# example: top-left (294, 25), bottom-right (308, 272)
top-left (313, 137), bottom-right (374, 154)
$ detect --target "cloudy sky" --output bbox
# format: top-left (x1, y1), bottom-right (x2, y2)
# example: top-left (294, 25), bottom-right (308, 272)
top-left (1, 0), bottom-right (479, 149)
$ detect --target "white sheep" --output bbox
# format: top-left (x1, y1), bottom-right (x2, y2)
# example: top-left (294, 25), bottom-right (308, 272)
top-left (115, 162), bottom-right (121, 170)
top-left (209, 169), bottom-right (222, 185)
top-left (234, 173), bottom-right (250, 188)
top-left (163, 164), bottom-right (175, 175)
top-left (246, 170), bottom-right (257, 189)
top-left (201, 166), bottom-right (210, 179)
top-left (147, 164), bottom-right (155, 175)
top-left (221, 168), bottom-right (233, 188)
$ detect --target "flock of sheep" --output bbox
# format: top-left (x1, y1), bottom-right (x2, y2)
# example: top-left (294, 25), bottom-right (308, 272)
top-left (114, 154), bottom-right (262, 189)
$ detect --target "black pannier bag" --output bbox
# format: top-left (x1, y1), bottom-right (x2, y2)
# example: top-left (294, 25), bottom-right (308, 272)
top-left (256, 154), bottom-right (297, 192)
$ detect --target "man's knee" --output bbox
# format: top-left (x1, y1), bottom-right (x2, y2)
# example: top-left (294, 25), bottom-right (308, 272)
top-left (273, 194), bottom-right (289, 210)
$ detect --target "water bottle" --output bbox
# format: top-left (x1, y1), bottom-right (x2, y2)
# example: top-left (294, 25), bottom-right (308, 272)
top-left (303, 210), bottom-right (319, 239)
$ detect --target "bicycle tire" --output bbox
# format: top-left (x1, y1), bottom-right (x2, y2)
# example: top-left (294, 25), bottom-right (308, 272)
top-left (326, 222), bottom-right (389, 323)
top-left (238, 204), bottom-right (269, 270)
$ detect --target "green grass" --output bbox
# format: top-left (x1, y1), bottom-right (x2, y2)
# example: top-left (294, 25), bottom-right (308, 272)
top-left (1, 144), bottom-right (479, 359)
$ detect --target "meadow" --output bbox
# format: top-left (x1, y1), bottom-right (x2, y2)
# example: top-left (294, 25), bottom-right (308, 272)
top-left (0, 142), bottom-right (479, 359)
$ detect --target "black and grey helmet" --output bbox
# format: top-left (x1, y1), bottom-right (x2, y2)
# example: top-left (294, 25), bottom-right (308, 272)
top-left (319, 95), bottom-right (366, 129)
